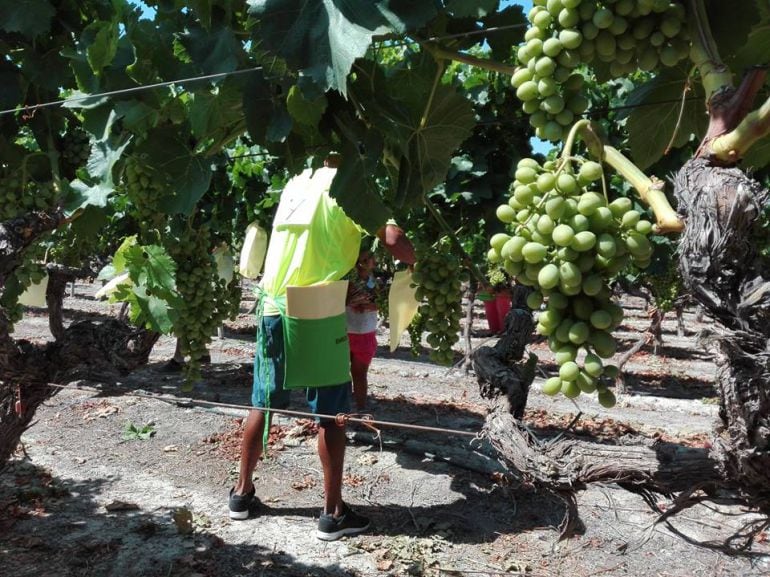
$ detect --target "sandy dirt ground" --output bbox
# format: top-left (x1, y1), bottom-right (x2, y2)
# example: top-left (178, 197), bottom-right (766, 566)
top-left (1, 281), bottom-right (769, 577)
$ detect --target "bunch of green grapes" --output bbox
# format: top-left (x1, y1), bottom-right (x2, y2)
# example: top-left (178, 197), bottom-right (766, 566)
top-left (489, 156), bottom-right (655, 407)
top-left (410, 240), bottom-right (467, 366)
top-left (406, 311), bottom-right (426, 357)
top-left (123, 158), bottom-right (167, 233)
top-left (60, 128), bottom-right (91, 173)
top-left (513, 0), bottom-right (689, 141)
top-left (0, 172), bottom-right (57, 220)
top-left (166, 226), bottom-right (236, 382)
top-left (647, 256), bottom-right (682, 313)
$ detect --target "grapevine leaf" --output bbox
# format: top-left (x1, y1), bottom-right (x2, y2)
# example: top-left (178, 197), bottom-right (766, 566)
top-left (732, 22), bottom-right (770, 70)
top-left (188, 80), bottom-right (245, 150)
top-left (243, 71), bottom-right (293, 144)
top-left (445, 0), bottom-right (498, 19)
top-left (741, 133), bottom-right (770, 170)
top-left (112, 236), bottom-right (138, 274)
top-left (481, 5), bottom-right (527, 62)
top-left (114, 101), bottom-right (160, 133)
top-left (286, 85), bottom-right (327, 126)
top-left (705, 0), bottom-right (760, 61)
top-left (330, 129), bottom-right (392, 234)
top-left (16, 49), bottom-right (72, 94)
top-left (127, 285), bottom-right (174, 334)
top-left (352, 60), bottom-right (475, 205)
top-left (177, 23), bottom-right (240, 75)
top-left (65, 111), bottom-right (132, 213)
top-left (247, 0), bottom-right (437, 95)
top-left (624, 69), bottom-right (707, 170)
top-left (133, 127), bottom-right (212, 216)
top-left (0, 0), bottom-right (55, 38)
top-left (86, 20), bottom-right (120, 73)
top-left (189, 0), bottom-right (213, 29)
top-left (0, 61), bottom-right (23, 110)
top-left (123, 244), bottom-right (177, 297)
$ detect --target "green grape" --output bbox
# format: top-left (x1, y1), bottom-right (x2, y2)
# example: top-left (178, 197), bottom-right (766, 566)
top-left (411, 239), bottom-right (465, 366)
top-left (491, 155), bottom-right (660, 407)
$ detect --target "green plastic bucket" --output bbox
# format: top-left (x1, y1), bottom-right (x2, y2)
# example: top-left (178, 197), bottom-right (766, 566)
top-left (282, 312), bottom-right (351, 389)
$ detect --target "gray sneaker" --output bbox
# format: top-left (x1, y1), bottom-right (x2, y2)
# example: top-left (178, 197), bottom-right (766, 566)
top-left (228, 487), bottom-right (260, 520)
top-left (316, 503), bottom-right (370, 541)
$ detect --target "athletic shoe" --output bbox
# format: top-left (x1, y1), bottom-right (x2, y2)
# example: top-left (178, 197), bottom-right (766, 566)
top-left (316, 503), bottom-right (370, 541)
top-left (228, 487), bottom-right (260, 520)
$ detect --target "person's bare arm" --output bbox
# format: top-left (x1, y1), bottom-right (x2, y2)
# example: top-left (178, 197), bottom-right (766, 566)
top-left (376, 223), bottom-right (416, 265)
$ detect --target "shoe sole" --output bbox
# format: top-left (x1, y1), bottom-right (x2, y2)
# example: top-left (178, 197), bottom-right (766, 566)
top-left (229, 509), bottom-right (250, 520)
top-left (315, 522), bottom-right (370, 541)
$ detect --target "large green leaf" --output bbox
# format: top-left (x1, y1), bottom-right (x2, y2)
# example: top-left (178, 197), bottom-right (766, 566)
top-left (65, 110), bottom-right (132, 213)
top-left (86, 20), bottom-right (120, 73)
top-left (352, 60), bottom-right (476, 205)
top-left (116, 243), bottom-right (179, 334)
top-left (123, 244), bottom-right (177, 296)
top-left (706, 0), bottom-right (760, 61)
top-left (243, 70), bottom-right (293, 143)
top-left (731, 19), bottom-right (770, 70)
top-left (188, 79), bottom-right (245, 150)
top-left (0, 61), bottom-right (23, 110)
top-left (329, 123), bottom-right (392, 233)
top-left (742, 134), bottom-right (770, 171)
top-left (133, 127), bottom-right (213, 215)
top-left (114, 101), bottom-right (160, 134)
top-left (624, 69), bottom-right (708, 170)
top-left (286, 85), bottom-right (327, 126)
top-left (482, 5), bottom-right (527, 62)
top-left (247, 0), bottom-right (438, 94)
top-left (177, 23), bottom-right (240, 75)
top-left (0, 0), bottom-right (55, 38)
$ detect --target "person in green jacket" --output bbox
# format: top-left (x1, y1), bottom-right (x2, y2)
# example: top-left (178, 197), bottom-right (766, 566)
top-left (228, 155), bottom-right (415, 541)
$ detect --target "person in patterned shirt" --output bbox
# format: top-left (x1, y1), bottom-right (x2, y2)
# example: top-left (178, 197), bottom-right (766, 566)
top-left (345, 248), bottom-right (380, 410)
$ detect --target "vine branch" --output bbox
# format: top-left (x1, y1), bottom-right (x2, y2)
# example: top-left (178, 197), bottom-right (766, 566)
top-left (602, 146), bottom-right (684, 234)
top-left (421, 43), bottom-right (517, 76)
top-left (709, 94), bottom-right (770, 163)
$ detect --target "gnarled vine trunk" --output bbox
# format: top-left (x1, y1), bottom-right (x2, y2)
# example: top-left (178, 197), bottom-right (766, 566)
top-left (0, 212), bottom-right (159, 466)
top-left (674, 157), bottom-right (770, 504)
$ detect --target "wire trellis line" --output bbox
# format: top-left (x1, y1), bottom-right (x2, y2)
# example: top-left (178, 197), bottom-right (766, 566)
top-left (0, 66), bottom-right (265, 117)
top-left (43, 381), bottom-right (481, 439)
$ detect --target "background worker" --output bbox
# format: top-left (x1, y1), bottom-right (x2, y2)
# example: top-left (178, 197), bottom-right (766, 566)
top-left (345, 248), bottom-right (380, 411)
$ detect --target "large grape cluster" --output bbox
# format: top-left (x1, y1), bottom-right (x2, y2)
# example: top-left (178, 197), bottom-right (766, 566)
top-left (513, 0), bottom-right (690, 141)
top-left (410, 240), bottom-right (467, 366)
top-left (167, 226), bottom-right (239, 382)
top-left (0, 172), bottom-right (57, 220)
top-left (489, 156), bottom-right (655, 407)
top-left (123, 158), bottom-right (167, 232)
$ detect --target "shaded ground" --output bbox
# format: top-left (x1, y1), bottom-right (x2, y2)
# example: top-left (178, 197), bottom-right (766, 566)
top-left (1, 281), bottom-right (768, 576)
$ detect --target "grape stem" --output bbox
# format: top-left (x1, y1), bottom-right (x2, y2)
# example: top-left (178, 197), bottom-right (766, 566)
top-left (709, 93), bottom-right (770, 163)
top-left (422, 43), bottom-right (517, 76)
top-left (423, 195), bottom-right (487, 286)
top-left (602, 146), bottom-right (684, 234)
top-left (687, 0), bottom-right (733, 100)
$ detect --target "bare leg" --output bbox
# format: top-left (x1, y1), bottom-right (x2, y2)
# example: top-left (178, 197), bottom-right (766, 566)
top-left (234, 409), bottom-right (270, 495)
top-left (350, 355), bottom-right (370, 410)
top-left (318, 422), bottom-right (346, 516)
